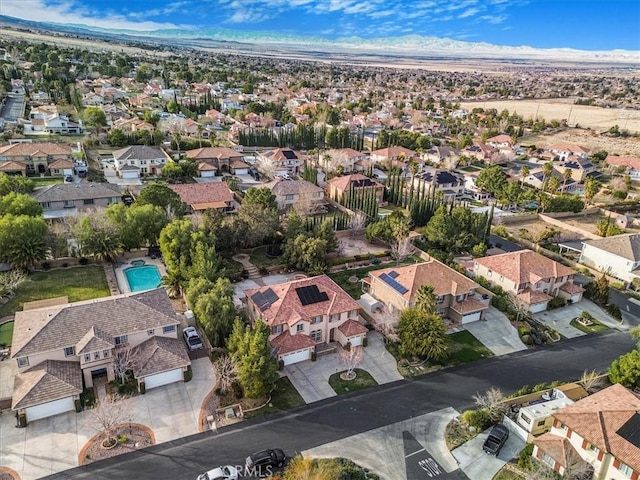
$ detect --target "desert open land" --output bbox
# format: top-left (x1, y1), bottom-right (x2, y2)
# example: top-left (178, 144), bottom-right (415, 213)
top-left (459, 99), bottom-right (640, 133)
top-left (521, 128), bottom-right (640, 156)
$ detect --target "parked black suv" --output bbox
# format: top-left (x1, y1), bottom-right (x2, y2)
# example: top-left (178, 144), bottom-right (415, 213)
top-left (245, 448), bottom-right (286, 470)
top-left (482, 424), bottom-right (510, 455)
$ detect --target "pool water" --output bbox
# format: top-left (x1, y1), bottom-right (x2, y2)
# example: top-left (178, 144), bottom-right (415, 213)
top-left (124, 265), bottom-right (162, 292)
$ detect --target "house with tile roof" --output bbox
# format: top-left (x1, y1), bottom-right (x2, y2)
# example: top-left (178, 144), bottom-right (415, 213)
top-left (364, 259), bottom-right (489, 323)
top-left (486, 134), bottom-right (514, 150)
top-left (269, 179), bottom-right (326, 213)
top-left (244, 275), bottom-right (366, 365)
top-left (413, 168), bottom-right (465, 201)
top-left (326, 173), bottom-right (385, 204)
top-left (546, 142), bottom-right (589, 161)
top-left (168, 182), bottom-right (236, 213)
top-left (0, 142), bottom-right (73, 175)
top-left (112, 145), bottom-right (171, 178)
top-left (370, 146), bottom-right (416, 166)
top-left (580, 234), bottom-right (640, 285)
top-left (10, 289), bottom-right (190, 423)
top-left (605, 156), bottom-right (640, 181)
top-left (532, 384), bottom-right (640, 479)
top-left (31, 181), bottom-right (123, 219)
top-left (257, 148), bottom-right (305, 177)
top-left (186, 146), bottom-right (244, 174)
top-left (474, 250), bottom-right (583, 312)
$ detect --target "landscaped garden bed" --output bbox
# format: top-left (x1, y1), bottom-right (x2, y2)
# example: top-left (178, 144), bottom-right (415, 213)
top-left (80, 424), bottom-right (154, 465)
top-left (328, 368), bottom-right (378, 394)
top-left (570, 312), bottom-right (609, 334)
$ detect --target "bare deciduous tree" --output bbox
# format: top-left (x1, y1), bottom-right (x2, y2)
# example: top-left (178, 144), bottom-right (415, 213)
top-left (348, 212), bottom-right (367, 237)
top-left (340, 346), bottom-right (364, 379)
top-left (507, 293), bottom-right (529, 323)
top-left (213, 355), bottom-right (236, 393)
top-left (294, 182), bottom-right (324, 217)
top-left (257, 154), bottom-right (277, 179)
top-left (527, 448), bottom-right (593, 480)
top-left (391, 237), bottom-right (414, 263)
top-left (579, 369), bottom-right (605, 393)
top-left (112, 346), bottom-right (133, 384)
top-left (472, 387), bottom-right (505, 421)
top-left (375, 307), bottom-right (399, 344)
top-left (88, 393), bottom-right (130, 447)
top-left (323, 149), bottom-right (351, 173)
top-left (0, 269), bottom-right (27, 293)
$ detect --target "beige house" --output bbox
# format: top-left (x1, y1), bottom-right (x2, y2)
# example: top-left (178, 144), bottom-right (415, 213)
top-left (11, 289), bottom-right (190, 423)
top-left (473, 250), bottom-right (584, 313)
top-left (270, 179), bottom-right (326, 213)
top-left (364, 260), bottom-right (489, 323)
top-left (0, 142), bottom-right (73, 176)
top-left (245, 275), bottom-right (367, 365)
top-left (533, 384), bottom-right (640, 479)
top-left (168, 182), bottom-right (237, 213)
top-left (370, 146), bottom-right (416, 165)
top-left (326, 173), bottom-right (385, 204)
top-left (186, 146), bottom-right (244, 174)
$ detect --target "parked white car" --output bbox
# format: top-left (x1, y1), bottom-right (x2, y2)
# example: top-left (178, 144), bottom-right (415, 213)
top-left (183, 326), bottom-right (203, 351)
top-left (197, 465), bottom-right (239, 480)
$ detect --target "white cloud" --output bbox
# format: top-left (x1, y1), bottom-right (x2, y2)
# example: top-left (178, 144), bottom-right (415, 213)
top-left (458, 7), bottom-right (480, 18)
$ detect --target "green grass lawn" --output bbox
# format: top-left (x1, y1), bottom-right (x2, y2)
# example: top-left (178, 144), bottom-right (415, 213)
top-left (244, 376), bottom-right (305, 418)
top-left (0, 266), bottom-right (110, 317)
top-left (249, 246), bottom-right (285, 269)
top-left (446, 330), bottom-right (494, 365)
top-left (29, 176), bottom-right (64, 186)
top-left (0, 321), bottom-right (14, 346)
top-left (329, 368), bottom-right (378, 394)
top-left (570, 317), bottom-right (609, 334)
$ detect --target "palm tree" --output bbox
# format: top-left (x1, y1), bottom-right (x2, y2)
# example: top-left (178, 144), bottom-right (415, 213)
top-left (520, 165), bottom-right (530, 186)
top-left (542, 162), bottom-right (554, 190)
top-left (546, 176), bottom-right (560, 195)
top-left (8, 239), bottom-right (49, 270)
top-left (197, 123), bottom-right (203, 148)
top-left (162, 271), bottom-right (184, 299)
top-left (562, 168), bottom-right (573, 192)
top-left (415, 284), bottom-right (437, 315)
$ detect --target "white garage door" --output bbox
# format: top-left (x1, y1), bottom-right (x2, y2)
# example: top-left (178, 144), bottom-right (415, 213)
top-left (281, 349), bottom-right (311, 366)
top-left (350, 336), bottom-right (363, 346)
top-left (121, 171), bottom-right (139, 179)
top-left (26, 396), bottom-right (75, 422)
top-left (234, 168), bottom-right (249, 175)
top-left (144, 368), bottom-right (183, 390)
top-left (570, 293), bottom-right (582, 303)
top-left (461, 312), bottom-right (482, 324)
top-left (529, 302), bottom-right (549, 314)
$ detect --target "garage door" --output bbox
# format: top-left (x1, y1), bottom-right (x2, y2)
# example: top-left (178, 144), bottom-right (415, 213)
top-left (26, 396), bottom-right (75, 422)
top-left (350, 336), bottom-right (363, 346)
top-left (570, 293), bottom-right (583, 303)
top-left (461, 311), bottom-right (482, 324)
top-left (144, 368), bottom-right (183, 390)
top-left (281, 349), bottom-right (311, 366)
top-left (529, 302), bottom-right (549, 314)
top-left (121, 171), bottom-right (139, 179)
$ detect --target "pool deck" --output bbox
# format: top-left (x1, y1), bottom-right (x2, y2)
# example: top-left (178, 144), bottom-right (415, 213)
top-left (114, 257), bottom-right (167, 294)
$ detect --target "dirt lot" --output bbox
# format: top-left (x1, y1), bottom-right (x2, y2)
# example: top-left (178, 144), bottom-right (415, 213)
top-left (520, 128), bottom-right (640, 157)
top-left (460, 100), bottom-right (640, 134)
top-left (502, 218), bottom-right (571, 240)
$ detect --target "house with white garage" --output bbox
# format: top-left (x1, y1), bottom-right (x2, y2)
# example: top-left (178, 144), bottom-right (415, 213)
top-left (363, 259), bottom-right (490, 323)
top-left (244, 275), bottom-right (366, 365)
top-left (579, 233), bottom-right (640, 285)
top-left (112, 145), bottom-right (171, 178)
top-left (474, 250), bottom-right (584, 313)
top-left (10, 289), bottom-right (190, 423)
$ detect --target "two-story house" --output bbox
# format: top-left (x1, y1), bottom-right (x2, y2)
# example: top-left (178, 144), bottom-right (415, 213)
top-left (486, 134), bottom-right (514, 152)
top-left (545, 142), bottom-right (589, 161)
top-left (413, 168), bottom-right (465, 201)
top-left (168, 182), bottom-right (237, 213)
top-left (532, 384), bottom-right (640, 479)
top-left (257, 148), bottom-right (305, 177)
top-left (474, 250), bottom-right (584, 313)
top-left (244, 275), bottom-right (367, 365)
top-left (10, 289), bottom-right (190, 423)
top-left (326, 173), bottom-right (385, 204)
top-left (580, 234), bottom-right (640, 285)
top-left (270, 179), bottom-right (327, 213)
top-left (187, 146), bottom-right (244, 175)
top-left (364, 260), bottom-right (489, 323)
top-left (370, 146), bottom-right (416, 166)
top-left (31, 182), bottom-right (123, 219)
top-left (0, 142), bottom-right (73, 175)
top-left (112, 145), bottom-right (171, 179)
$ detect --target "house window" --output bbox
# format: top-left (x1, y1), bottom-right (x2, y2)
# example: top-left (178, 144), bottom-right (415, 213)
top-left (285, 194), bottom-right (294, 201)
top-left (63, 200), bottom-right (74, 208)
top-left (487, 270), bottom-right (492, 277)
top-left (17, 356), bottom-right (29, 367)
top-left (94, 351), bottom-right (100, 360)
top-left (499, 275), bottom-right (504, 281)
top-left (558, 422), bottom-right (568, 430)
top-left (147, 329), bottom-right (154, 335)
top-left (312, 315), bottom-right (322, 324)
top-left (41, 202), bottom-right (51, 208)
top-left (84, 353), bottom-right (91, 362)
top-left (83, 199), bottom-right (94, 205)
top-left (349, 310), bottom-right (358, 318)
top-left (272, 325), bottom-right (283, 335)
top-left (456, 294), bottom-right (464, 302)
top-left (296, 324), bottom-right (304, 332)
top-left (311, 330), bottom-right (322, 342)
top-left (163, 325), bottom-right (176, 334)
top-left (520, 413), bottom-right (532, 425)
top-left (64, 346), bottom-right (75, 357)
top-left (437, 295), bottom-right (445, 303)
top-left (541, 453), bottom-right (555, 468)
top-left (330, 313), bottom-right (340, 322)
top-left (114, 335), bottom-right (128, 345)
top-left (586, 443), bottom-right (599, 453)
top-left (474, 263), bottom-right (479, 270)
top-left (103, 350), bottom-right (110, 358)
top-left (537, 420), bottom-right (546, 427)
top-left (619, 462), bottom-right (633, 477)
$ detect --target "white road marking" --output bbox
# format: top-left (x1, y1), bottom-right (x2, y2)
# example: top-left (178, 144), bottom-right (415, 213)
top-left (405, 448), bottom-right (426, 458)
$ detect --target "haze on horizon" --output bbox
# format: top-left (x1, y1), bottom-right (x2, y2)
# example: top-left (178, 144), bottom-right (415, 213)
top-left (0, 0), bottom-right (639, 56)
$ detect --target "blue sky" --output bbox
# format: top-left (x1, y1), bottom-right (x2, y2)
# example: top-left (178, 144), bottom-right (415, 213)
top-left (2, 0), bottom-right (639, 51)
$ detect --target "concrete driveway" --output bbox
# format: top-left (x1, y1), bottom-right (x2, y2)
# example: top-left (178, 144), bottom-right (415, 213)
top-left (0, 357), bottom-right (214, 479)
top-left (534, 299), bottom-right (621, 339)
top-left (304, 408), bottom-right (462, 480)
top-left (452, 424), bottom-right (526, 480)
top-left (285, 332), bottom-right (403, 404)
top-left (461, 308), bottom-right (528, 356)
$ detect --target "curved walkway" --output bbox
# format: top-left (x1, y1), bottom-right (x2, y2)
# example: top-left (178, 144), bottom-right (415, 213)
top-left (232, 254), bottom-right (264, 286)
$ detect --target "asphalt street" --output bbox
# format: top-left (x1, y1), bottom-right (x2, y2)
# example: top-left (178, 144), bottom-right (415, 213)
top-left (46, 330), bottom-right (635, 480)
top-left (609, 288), bottom-right (640, 328)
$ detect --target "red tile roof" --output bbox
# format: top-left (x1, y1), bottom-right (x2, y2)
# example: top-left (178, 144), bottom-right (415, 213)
top-left (517, 289), bottom-right (553, 305)
top-left (48, 159), bottom-right (74, 169)
top-left (606, 155), bottom-right (640, 171)
top-left (534, 433), bottom-right (580, 469)
top-left (270, 330), bottom-right (316, 355)
top-left (371, 146), bottom-right (415, 158)
top-left (547, 142), bottom-right (589, 154)
top-left (168, 183), bottom-right (234, 210)
top-left (327, 173), bottom-right (383, 192)
top-left (475, 250), bottom-right (576, 285)
top-left (486, 134), bottom-right (512, 144)
top-left (185, 147), bottom-right (242, 160)
top-left (338, 319), bottom-right (368, 337)
top-left (0, 142), bottom-right (72, 157)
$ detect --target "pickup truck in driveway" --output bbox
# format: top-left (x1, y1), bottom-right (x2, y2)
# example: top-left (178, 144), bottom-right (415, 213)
top-left (483, 424), bottom-right (510, 455)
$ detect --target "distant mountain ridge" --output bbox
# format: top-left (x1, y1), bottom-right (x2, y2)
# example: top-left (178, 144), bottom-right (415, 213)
top-left (1, 14), bottom-right (638, 64)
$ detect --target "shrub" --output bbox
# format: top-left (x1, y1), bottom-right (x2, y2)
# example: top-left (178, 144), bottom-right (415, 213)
top-left (278, 359), bottom-right (284, 371)
top-left (80, 387), bottom-right (96, 408)
top-left (139, 381), bottom-right (146, 394)
top-left (605, 303), bottom-right (622, 320)
top-left (362, 337), bottom-right (368, 347)
top-left (41, 262), bottom-right (51, 270)
top-left (517, 444), bottom-right (535, 471)
top-left (231, 380), bottom-right (244, 399)
top-left (311, 351), bottom-right (317, 361)
top-left (79, 257), bottom-right (89, 265)
top-left (547, 297), bottom-right (566, 310)
top-left (18, 413), bottom-right (27, 427)
top-left (74, 399), bottom-right (82, 413)
top-left (518, 325), bottom-right (531, 337)
top-left (183, 365), bottom-right (193, 382)
top-left (460, 408), bottom-right (491, 431)
top-left (521, 334), bottom-right (533, 345)
top-left (117, 435), bottom-right (128, 444)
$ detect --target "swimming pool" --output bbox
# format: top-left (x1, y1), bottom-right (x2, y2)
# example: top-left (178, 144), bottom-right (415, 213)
top-left (124, 265), bottom-right (162, 292)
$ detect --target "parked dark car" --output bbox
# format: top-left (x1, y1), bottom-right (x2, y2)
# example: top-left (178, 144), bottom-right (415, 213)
top-left (245, 448), bottom-right (286, 470)
top-left (483, 424), bottom-right (510, 455)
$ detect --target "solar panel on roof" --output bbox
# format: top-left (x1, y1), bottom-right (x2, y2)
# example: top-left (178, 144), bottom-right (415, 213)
top-left (388, 271), bottom-right (399, 279)
top-left (380, 273), bottom-right (409, 294)
top-left (295, 285), bottom-right (329, 306)
top-left (283, 150), bottom-right (297, 159)
top-left (251, 288), bottom-right (279, 311)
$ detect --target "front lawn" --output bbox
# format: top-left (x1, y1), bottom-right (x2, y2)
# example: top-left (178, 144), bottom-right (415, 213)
top-left (569, 317), bottom-right (609, 334)
top-left (29, 176), bottom-right (64, 187)
top-left (329, 368), bottom-right (378, 395)
top-left (0, 321), bottom-right (14, 346)
top-left (244, 376), bottom-right (305, 418)
top-left (446, 330), bottom-right (494, 365)
top-left (0, 266), bottom-right (110, 317)
top-left (249, 246), bottom-right (285, 269)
